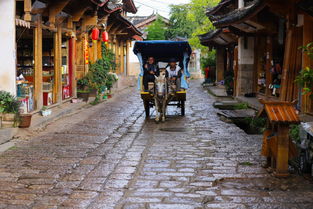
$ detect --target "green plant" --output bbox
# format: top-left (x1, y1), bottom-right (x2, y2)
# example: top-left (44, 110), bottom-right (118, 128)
top-left (41, 106), bottom-right (48, 111)
top-left (87, 42), bottom-right (117, 102)
top-left (77, 77), bottom-right (89, 91)
top-left (201, 50), bottom-right (216, 69)
top-left (289, 124), bottom-right (300, 144)
top-left (224, 70), bottom-right (234, 91)
top-left (243, 117), bottom-right (267, 133)
top-left (0, 91), bottom-right (20, 114)
top-left (239, 161), bottom-right (254, 166)
top-left (296, 42), bottom-right (313, 98)
top-left (233, 103), bottom-right (249, 110)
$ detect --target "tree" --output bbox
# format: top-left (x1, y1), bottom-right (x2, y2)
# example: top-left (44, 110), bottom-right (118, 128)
top-left (187, 0), bottom-right (220, 51)
top-left (165, 5), bottom-right (194, 40)
top-left (167, 0), bottom-right (219, 51)
top-left (146, 16), bottom-right (167, 40)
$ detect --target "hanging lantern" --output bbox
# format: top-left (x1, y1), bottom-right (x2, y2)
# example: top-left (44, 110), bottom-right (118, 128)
top-left (91, 28), bottom-right (100, 41)
top-left (102, 31), bottom-right (109, 42)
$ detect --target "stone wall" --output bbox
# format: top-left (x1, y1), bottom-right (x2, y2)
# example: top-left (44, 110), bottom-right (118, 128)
top-left (236, 37), bottom-right (255, 96)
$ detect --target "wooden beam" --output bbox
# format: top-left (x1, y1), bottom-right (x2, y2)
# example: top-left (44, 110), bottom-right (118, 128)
top-left (49, 0), bottom-right (71, 28)
top-left (83, 15), bottom-right (98, 26)
top-left (72, 6), bottom-right (89, 22)
top-left (67, 17), bottom-right (73, 29)
top-left (106, 22), bottom-right (116, 32)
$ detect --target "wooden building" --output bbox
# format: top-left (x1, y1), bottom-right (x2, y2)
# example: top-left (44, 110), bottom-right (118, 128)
top-left (5, 0), bottom-right (141, 115)
top-left (201, 0), bottom-right (313, 114)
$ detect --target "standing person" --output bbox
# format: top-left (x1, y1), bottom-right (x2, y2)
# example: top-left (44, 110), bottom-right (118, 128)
top-left (166, 58), bottom-right (182, 91)
top-left (143, 56), bottom-right (159, 91)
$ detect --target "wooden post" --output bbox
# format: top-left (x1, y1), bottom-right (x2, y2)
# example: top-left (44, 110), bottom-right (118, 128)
top-left (53, 26), bottom-right (62, 103)
top-left (216, 47), bottom-right (225, 82)
top-left (276, 124), bottom-right (290, 177)
top-left (24, 0), bottom-right (32, 21)
top-left (34, 16), bottom-right (43, 110)
top-left (69, 37), bottom-right (77, 98)
top-left (126, 40), bottom-right (130, 76)
top-left (265, 36), bottom-right (273, 98)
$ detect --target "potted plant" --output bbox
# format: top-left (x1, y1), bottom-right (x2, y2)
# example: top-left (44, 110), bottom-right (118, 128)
top-left (18, 114), bottom-right (32, 128)
top-left (0, 91), bottom-right (20, 127)
top-left (41, 106), bottom-right (52, 117)
top-left (77, 77), bottom-right (90, 102)
top-left (87, 42), bottom-right (117, 103)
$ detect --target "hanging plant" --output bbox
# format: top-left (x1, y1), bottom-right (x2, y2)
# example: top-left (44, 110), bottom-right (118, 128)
top-left (296, 42), bottom-right (313, 99)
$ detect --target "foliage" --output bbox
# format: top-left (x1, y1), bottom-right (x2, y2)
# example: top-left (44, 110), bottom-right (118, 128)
top-left (186, 0), bottom-right (220, 51)
top-left (87, 42), bottom-right (117, 102)
top-left (165, 4), bottom-right (194, 40)
top-left (167, 0), bottom-right (219, 50)
top-left (233, 103), bottom-right (249, 110)
top-left (290, 124), bottom-right (300, 144)
top-left (224, 70), bottom-right (234, 91)
top-left (0, 91), bottom-right (20, 114)
top-left (201, 50), bottom-right (216, 68)
top-left (244, 117), bottom-right (267, 133)
top-left (41, 106), bottom-right (48, 111)
top-left (77, 77), bottom-right (89, 91)
top-left (296, 42), bottom-right (313, 99)
top-left (239, 161), bottom-right (254, 166)
top-left (146, 16), bottom-right (167, 40)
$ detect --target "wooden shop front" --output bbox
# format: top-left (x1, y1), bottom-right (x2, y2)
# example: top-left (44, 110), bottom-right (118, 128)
top-left (15, 0), bottom-right (100, 113)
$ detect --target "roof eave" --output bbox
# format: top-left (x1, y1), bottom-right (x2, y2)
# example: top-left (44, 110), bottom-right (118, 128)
top-left (213, 0), bottom-right (265, 28)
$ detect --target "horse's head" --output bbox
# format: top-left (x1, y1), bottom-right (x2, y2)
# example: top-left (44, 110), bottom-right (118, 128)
top-left (154, 73), bottom-right (166, 98)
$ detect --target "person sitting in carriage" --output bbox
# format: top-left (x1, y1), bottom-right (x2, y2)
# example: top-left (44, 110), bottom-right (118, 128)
top-left (143, 56), bottom-right (159, 92)
top-left (166, 58), bottom-right (182, 91)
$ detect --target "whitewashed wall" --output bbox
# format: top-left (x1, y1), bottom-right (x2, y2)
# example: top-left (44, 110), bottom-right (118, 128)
top-left (0, 0), bottom-right (16, 95)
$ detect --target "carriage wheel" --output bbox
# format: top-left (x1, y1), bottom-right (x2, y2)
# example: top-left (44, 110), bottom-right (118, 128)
top-left (181, 100), bottom-right (185, 116)
top-left (144, 101), bottom-right (150, 118)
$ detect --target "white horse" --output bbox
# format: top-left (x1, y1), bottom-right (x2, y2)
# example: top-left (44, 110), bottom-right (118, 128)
top-left (154, 73), bottom-right (172, 122)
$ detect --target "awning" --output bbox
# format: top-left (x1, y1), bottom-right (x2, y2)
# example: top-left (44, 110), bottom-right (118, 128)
top-left (16, 19), bottom-right (31, 29)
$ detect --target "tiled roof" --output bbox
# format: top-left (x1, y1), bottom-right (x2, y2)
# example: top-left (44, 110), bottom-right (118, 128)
top-left (212, 0), bottom-right (265, 27)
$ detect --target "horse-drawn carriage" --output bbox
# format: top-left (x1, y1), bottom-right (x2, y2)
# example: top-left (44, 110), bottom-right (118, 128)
top-left (133, 41), bottom-right (192, 121)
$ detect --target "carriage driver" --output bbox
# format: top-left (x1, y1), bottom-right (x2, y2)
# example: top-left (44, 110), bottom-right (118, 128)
top-left (143, 56), bottom-right (159, 91)
top-left (166, 58), bottom-right (182, 91)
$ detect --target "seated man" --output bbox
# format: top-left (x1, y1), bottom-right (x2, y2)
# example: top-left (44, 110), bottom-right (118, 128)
top-left (143, 56), bottom-right (159, 91)
top-left (166, 58), bottom-right (182, 91)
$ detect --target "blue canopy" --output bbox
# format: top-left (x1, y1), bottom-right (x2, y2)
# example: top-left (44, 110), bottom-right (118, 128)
top-left (133, 41), bottom-right (192, 62)
top-left (133, 41), bottom-right (192, 90)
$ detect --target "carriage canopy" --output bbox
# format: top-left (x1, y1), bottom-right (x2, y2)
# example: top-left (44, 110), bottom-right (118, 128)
top-left (133, 41), bottom-right (192, 89)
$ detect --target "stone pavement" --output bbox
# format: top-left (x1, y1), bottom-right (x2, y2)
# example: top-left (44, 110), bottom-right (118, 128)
top-left (0, 81), bottom-right (312, 209)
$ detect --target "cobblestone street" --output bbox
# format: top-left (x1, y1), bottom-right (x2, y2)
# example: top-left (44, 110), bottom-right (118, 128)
top-left (0, 81), bottom-right (313, 209)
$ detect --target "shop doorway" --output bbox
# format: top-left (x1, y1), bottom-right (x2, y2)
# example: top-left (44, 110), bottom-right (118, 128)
top-left (42, 29), bottom-right (55, 106)
top-left (16, 27), bottom-right (35, 113)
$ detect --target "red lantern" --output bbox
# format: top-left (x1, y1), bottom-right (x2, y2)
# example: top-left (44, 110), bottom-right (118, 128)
top-left (91, 28), bottom-right (99, 40)
top-left (102, 31), bottom-right (109, 42)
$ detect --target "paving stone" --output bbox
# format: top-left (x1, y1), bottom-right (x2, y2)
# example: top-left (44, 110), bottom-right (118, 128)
top-left (149, 203), bottom-right (196, 209)
top-left (0, 81), bottom-right (312, 208)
